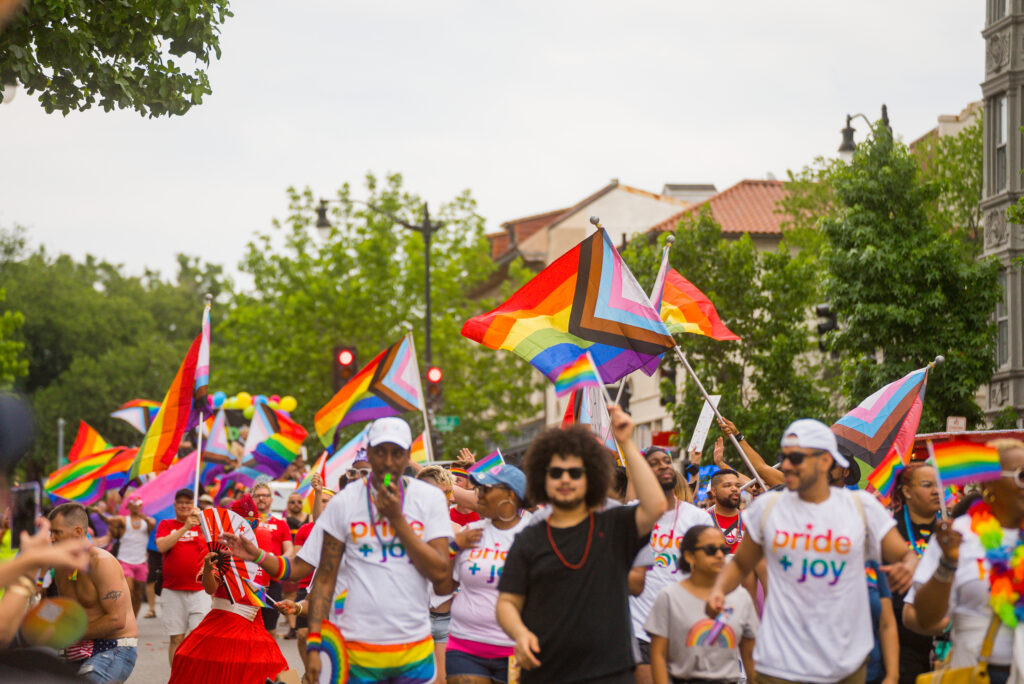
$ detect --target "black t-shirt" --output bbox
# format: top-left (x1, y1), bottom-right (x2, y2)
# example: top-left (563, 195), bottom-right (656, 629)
top-left (498, 505), bottom-right (649, 684)
top-left (893, 509), bottom-right (938, 681)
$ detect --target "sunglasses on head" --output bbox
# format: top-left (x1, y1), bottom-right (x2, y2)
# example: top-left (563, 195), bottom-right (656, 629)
top-left (1002, 467), bottom-right (1024, 488)
top-left (694, 544), bottom-right (732, 556)
top-left (546, 466), bottom-right (585, 480)
top-left (776, 449), bottom-right (825, 466)
top-left (347, 468), bottom-right (371, 479)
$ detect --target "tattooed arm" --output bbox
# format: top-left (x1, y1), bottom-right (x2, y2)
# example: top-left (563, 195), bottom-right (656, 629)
top-left (82, 552), bottom-right (131, 638)
top-left (305, 531), bottom-right (345, 684)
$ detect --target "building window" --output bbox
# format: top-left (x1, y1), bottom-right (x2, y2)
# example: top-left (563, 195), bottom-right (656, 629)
top-left (992, 0), bottom-right (1007, 22)
top-left (994, 95), bottom-right (1008, 192)
top-left (997, 269), bottom-right (1009, 367)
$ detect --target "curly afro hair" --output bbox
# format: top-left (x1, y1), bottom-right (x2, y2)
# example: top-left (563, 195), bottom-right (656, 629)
top-left (523, 424), bottom-right (612, 508)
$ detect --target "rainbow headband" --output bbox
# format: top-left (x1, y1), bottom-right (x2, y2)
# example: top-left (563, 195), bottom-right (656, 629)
top-left (450, 468), bottom-right (469, 478)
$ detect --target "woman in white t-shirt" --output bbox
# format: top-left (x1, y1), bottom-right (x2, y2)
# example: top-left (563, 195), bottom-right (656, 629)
top-left (645, 524), bottom-right (758, 684)
top-left (909, 439), bottom-right (1024, 684)
top-left (434, 464), bottom-right (530, 684)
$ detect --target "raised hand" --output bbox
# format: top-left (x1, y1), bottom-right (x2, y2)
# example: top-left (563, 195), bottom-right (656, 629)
top-left (458, 447), bottom-right (477, 463)
top-left (218, 532), bottom-right (260, 561)
top-left (608, 404), bottom-right (634, 445)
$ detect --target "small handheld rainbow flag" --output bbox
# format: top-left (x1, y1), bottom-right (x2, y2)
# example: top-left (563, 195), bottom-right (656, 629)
top-left (468, 449), bottom-right (504, 475)
top-left (867, 449), bottom-right (902, 505)
top-left (410, 433), bottom-right (428, 465)
top-left (931, 440), bottom-right (1002, 487)
top-left (553, 352), bottom-right (603, 397)
top-left (241, 578), bottom-right (275, 609)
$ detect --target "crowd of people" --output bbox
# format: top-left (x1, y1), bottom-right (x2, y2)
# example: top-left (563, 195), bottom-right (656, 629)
top-left (0, 406), bottom-right (1022, 684)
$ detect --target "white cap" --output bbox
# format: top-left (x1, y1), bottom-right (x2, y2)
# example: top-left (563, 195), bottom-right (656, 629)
top-left (780, 418), bottom-right (848, 468)
top-left (367, 417), bottom-right (413, 450)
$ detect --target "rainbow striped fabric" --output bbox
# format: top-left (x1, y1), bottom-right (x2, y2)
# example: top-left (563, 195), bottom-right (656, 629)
top-left (66, 422), bottom-right (112, 463)
top-left (867, 449), bottom-right (902, 504)
top-left (932, 440), bottom-right (1002, 487)
top-left (650, 244), bottom-right (740, 340)
top-left (832, 366), bottom-right (930, 468)
top-left (45, 447), bottom-right (136, 504)
top-left (126, 334), bottom-right (203, 482)
top-left (462, 228), bottom-right (674, 384)
top-left (246, 405), bottom-right (308, 474)
top-left (345, 635), bottom-right (435, 684)
top-left (468, 449), bottom-right (504, 475)
top-left (110, 399), bottom-right (160, 434)
top-left (410, 433), bottom-right (428, 465)
top-left (314, 620), bottom-right (348, 684)
top-left (553, 352), bottom-right (603, 397)
top-left (241, 578), bottom-right (271, 609)
top-left (315, 335), bottom-right (425, 447)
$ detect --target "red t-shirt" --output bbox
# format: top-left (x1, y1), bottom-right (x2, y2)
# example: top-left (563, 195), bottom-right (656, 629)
top-left (712, 509), bottom-right (744, 553)
top-left (254, 515), bottom-right (291, 555)
top-left (157, 519), bottom-right (208, 592)
top-left (449, 506), bottom-right (480, 526)
top-left (294, 521), bottom-right (315, 590)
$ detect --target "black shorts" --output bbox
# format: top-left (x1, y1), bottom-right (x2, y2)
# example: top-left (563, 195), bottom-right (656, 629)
top-left (146, 549), bottom-right (162, 587)
top-left (295, 588), bottom-right (308, 630)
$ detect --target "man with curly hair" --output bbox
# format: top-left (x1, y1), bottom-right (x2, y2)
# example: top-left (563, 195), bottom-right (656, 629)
top-left (496, 405), bottom-right (667, 683)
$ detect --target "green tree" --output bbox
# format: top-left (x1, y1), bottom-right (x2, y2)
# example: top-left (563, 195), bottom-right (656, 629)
top-left (819, 122), bottom-right (1001, 431)
top-left (912, 116), bottom-right (984, 248)
top-left (0, 0), bottom-right (233, 116)
top-left (622, 213), bottom-right (831, 468)
top-left (216, 174), bottom-right (540, 457)
top-left (0, 288), bottom-right (27, 388)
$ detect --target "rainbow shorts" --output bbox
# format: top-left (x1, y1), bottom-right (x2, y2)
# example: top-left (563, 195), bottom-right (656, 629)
top-left (345, 635), bottom-right (436, 684)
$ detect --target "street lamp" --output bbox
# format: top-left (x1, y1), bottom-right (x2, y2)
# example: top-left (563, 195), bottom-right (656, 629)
top-left (314, 197), bottom-right (442, 365)
top-left (837, 104), bottom-right (890, 163)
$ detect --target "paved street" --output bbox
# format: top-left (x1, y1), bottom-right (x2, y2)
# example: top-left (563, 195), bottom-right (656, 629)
top-left (127, 597), bottom-right (304, 683)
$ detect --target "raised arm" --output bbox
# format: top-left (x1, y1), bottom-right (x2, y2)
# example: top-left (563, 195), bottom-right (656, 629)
top-left (717, 418), bottom-right (784, 488)
top-left (707, 534), bottom-right (764, 617)
top-left (913, 519), bottom-right (961, 630)
top-left (610, 405), bottom-right (666, 535)
top-left (156, 511), bottom-right (200, 553)
top-left (311, 473), bottom-right (325, 521)
top-left (201, 552), bottom-right (222, 595)
top-left (219, 532), bottom-right (315, 582)
top-left (82, 553), bottom-right (131, 638)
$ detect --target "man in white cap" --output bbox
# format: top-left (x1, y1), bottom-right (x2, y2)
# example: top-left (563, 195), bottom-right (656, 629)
top-left (706, 419), bottom-right (919, 684)
top-left (305, 416), bottom-right (453, 684)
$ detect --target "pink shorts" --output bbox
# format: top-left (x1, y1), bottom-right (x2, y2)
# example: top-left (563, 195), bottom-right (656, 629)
top-left (119, 560), bottom-right (148, 582)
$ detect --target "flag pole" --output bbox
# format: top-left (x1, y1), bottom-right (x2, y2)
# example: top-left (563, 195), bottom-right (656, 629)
top-left (672, 346), bottom-right (766, 489)
top-left (406, 328), bottom-right (434, 464)
top-left (193, 294), bottom-right (212, 507)
top-left (925, 440), bottom-right (949, 521)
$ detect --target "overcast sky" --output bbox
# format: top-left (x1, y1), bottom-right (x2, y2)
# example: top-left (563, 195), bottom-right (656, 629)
top-left (0, 1), bottom-right (983, 284)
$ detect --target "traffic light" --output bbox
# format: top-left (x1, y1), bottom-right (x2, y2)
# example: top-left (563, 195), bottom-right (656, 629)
top-left (659, 364), bottom-right (677, 407)
top-left (815, 303), bottom-right (838, 353)
top-left (426, 366), bottom-right (443, 409)
top-left (333, 345), bottom-right (357, 391)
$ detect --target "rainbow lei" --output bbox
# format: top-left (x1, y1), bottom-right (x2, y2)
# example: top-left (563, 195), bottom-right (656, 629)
top-left (968, 499), bottom-right (1024, 627)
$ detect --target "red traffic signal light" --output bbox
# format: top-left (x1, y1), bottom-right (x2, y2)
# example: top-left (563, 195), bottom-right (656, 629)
top-left (426, 366), bottom-right (443, 384)
top-left (337, 348), bottom-right (355, 367)
top-left (332, 345), bottom-right (358, 392)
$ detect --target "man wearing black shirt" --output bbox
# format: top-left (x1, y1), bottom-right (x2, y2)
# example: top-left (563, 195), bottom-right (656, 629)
top-left (497, 405), bottom-right (667, 684)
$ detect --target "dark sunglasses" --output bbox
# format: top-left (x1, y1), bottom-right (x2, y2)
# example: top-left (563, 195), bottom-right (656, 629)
top-left (695, 544), bottom-right (732, 556)
top-left (546, 466), bottom-right (585, 480)
top-left (776, 449), bottom-right (824, 466)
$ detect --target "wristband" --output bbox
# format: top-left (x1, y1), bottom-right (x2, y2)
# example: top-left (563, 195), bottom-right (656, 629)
top-left (255, 549), bottom-right (266, 564)
top-left (735, 433), bottom-right (745, 443)
top-left (306, 631), bottom-right (322, 652)
top-left (270, 555), bottom-right (291, 582)
top-left (449, 540), bottom-right (461, 553)
top-left (939, 556), bottom-right (958, 572)
top-left (933, 564), bottom-right (955, 584)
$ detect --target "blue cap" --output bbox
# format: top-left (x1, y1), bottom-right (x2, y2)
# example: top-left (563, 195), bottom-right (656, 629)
top-left (469, 464), bottom-right (526, 501)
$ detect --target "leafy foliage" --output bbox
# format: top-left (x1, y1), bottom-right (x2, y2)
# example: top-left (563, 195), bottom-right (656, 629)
top-left (622, 214), bottom-right (831, 468)
top-left (0, 288), bottom-right (26, 388)
top-left (819, 122), bottom-right (1001, 431)
top-left (216, 174), bottom-right (541, 458)
top-left (0, 0), bottom-right (233, 116)
top-left (912, 116), bottom-right (984, 249)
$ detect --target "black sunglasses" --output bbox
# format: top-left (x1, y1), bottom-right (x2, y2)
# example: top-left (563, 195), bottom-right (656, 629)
top-left (776, 449), bottom-right (825, 466)
top-left (695, 544), bottom-right (732, 556)
top-left (546, 466), bottom-right (585, 480)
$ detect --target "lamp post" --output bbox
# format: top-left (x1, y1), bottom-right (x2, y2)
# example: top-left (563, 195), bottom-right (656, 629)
top-left (314, 198), bottom-right (441, 365)
top-left (837, 104), bottom-right (890, 162)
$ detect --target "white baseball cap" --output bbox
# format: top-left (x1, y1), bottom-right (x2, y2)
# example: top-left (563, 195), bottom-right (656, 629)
top-left (780, 418), bottom-right (848, 468)
top-left (367, 417), bottom-right (413, 450)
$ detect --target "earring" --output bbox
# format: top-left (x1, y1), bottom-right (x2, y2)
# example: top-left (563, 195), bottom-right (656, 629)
top-left (984, 489), bottom-right (996, 503)
top-left (496, 499), bottom-right (519, 522)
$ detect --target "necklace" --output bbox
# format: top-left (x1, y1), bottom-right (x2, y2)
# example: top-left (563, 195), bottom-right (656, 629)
top-left (967, 499), bottom-right (1024, 627)
top-left (364, 475), bottom-right (405, 563)
top-left (546, 512), bottom-right (594, 570)
top-left (902, 506), bottom-right (933, 557)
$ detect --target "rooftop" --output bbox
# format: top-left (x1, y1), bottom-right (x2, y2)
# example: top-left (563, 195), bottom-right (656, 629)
top-left (648, 179), bottom-right (789, 235)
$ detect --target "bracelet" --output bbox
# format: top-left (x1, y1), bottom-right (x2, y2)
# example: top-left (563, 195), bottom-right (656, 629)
top-left (933, 564), bottom-right (955, 584)
top-left (270, 555), bottom-right (291, 582)
top-left (449, 540), bottom-right (460, 553)
top-left (306, 631), bottom-right (321, 652)
top-left (255, 549), bottom-right (266, 564)
top-left (939, 557), bottom-right (958, 572)
top-left (7, 585), bottom-right (32, 599)
top-left (295, 602), bottom-right (303, 616)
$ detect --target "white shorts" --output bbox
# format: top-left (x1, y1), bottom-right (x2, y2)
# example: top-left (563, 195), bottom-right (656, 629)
top-left (161, 589), bottom-right (211, 636)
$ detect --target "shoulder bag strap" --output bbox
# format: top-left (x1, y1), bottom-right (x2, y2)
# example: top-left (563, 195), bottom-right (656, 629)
top-left (848, 489), bottom-right (869, 557)
top-left (979, 614), bottom-right (1002, 663)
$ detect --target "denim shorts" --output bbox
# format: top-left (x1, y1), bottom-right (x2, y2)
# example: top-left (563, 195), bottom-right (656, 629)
top-left (429, 612), bottom-right (450, 643)
top-left (77, 646), bottom-right (137, 684)
top-left (445, 649), bottom-right (508, 683)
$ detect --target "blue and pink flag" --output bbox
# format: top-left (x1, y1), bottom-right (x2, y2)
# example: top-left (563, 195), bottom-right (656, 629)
top-left (468, 449), bottom-right (504, 475)
top-left (120, 451), bottom-right (199, 521)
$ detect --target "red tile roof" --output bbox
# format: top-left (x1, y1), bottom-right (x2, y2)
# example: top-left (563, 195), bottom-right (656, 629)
top-left (648, 179), bottom-right (789, 235)
top-left (487, 207), bottom-right (568, 260)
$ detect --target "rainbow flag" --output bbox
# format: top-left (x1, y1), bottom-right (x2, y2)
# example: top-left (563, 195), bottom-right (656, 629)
top-left (110, 399), bottom-right (160, 435)
top-left (553, 352), bottom-right (603, 397)
top-left (120, 451), bottom-right (199, 521)
top-left (650, 243), bottom-right (740, 340)
top-left (45, 447), bottom-right (136, 504)
top-left (241, 578), bottom-right (273, 609)
top-left (468, 449), bottom-right (504, 475)
top-left (314, 334), bottom-right (425, 446)
top-left (832, 366), bottom-right (931, 468)
top-left (462, 228), bottom-right (675, 384)
top-left (125, 334), bottom-right (203, 483)
top-left (931, 440), bottom-right (1002, 487)
top-left (245, 405), bottom-right (307, 474)
top-left (66, 422), bottom-right (112, 463)
top-left (867, 449), bottom-right (902, 504)
top-left (410, 432), bottom-right (428, 465)
top-left (562, 386), bottom-right (621, 458)
top-left (295, 426), bottom-right (369, 511)
top-left (195, 305), bottom-right (210, 397)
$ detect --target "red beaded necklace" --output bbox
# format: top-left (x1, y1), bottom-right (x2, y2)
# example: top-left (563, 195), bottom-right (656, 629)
top-left (546, 511), bottom-right (594, 570)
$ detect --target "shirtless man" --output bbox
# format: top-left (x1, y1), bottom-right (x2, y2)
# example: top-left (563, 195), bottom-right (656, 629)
top-left (49, 502), bottom-right (139, 684)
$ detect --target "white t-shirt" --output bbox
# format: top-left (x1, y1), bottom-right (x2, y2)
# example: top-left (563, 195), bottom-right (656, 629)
top-left (319, 477), bottom-right (452, 644)
top-left (630, 501), bottom-right (713, 641)
top-left (449, 514), bottom-right (532, 646)
top-left (744, 488), bottom-right (895, 683)
top-left (905, 513), bottom-right (1016, 666)
top-left (295, 512), bottom-right (349, 622)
